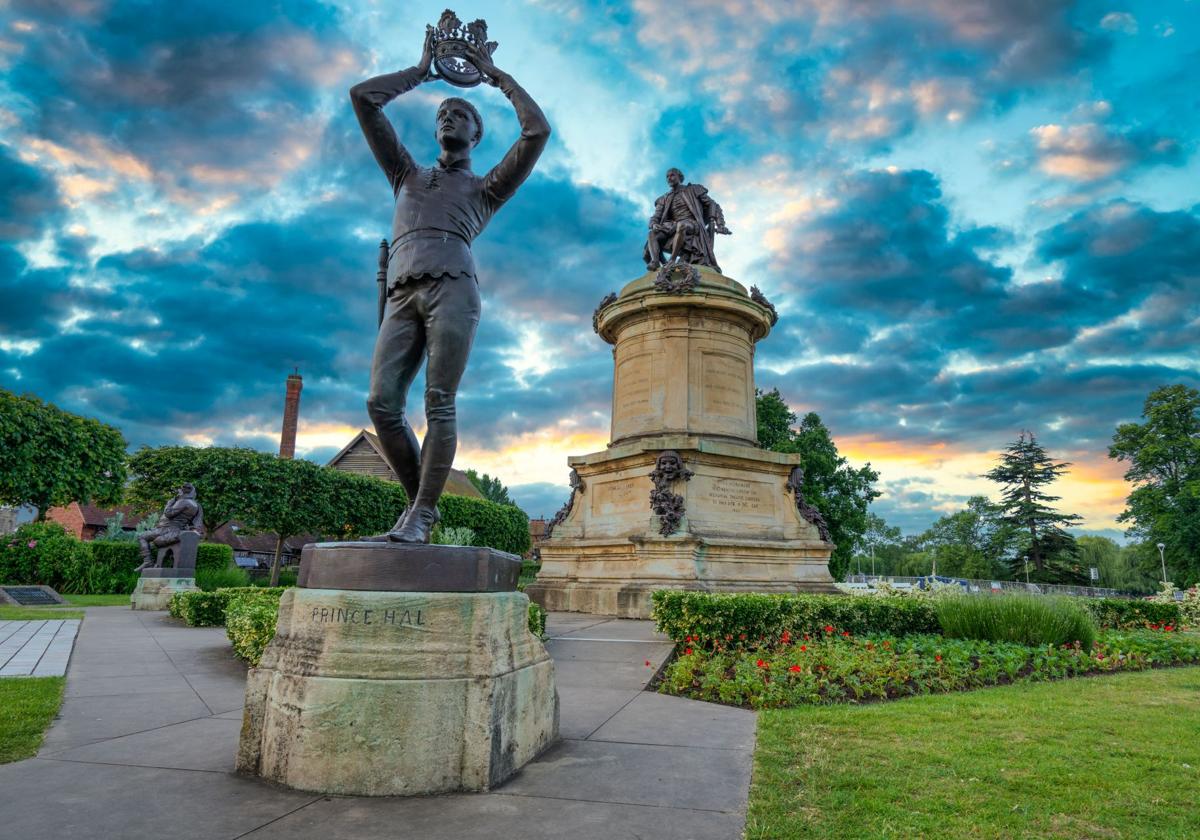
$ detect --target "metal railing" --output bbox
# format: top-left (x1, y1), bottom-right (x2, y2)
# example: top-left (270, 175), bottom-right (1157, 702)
top-left (844, 574), bottom-right (1142, 600)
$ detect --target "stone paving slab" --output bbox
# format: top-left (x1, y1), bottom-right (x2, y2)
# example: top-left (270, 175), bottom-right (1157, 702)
top-left (0, 618), bottom-right (80, 676)
top-left (0, 607), bottom-right (756, 840)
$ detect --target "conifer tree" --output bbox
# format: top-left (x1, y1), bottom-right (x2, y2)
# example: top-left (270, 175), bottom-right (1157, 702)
top-left (984, 431), bottom-right (1083, 582)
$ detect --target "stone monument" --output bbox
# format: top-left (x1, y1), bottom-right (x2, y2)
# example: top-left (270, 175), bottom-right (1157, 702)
top-left (130, 483), bottom-right (203, 611)
top-left (237, 11), bottom-right (558, 797)
top-left (525, 169), bottom-right (837, 619)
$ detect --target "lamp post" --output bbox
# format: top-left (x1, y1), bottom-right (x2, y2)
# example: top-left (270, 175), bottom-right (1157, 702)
top-left (870, 543), bottom-right (875, 577)
top-left (1024, 555), bottom-right (1030, 585)
top-left (1157, 542), bottom-right (1167, 585)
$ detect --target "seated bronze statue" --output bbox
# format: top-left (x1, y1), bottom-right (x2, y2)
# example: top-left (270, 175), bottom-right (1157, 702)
top-left (136, 483), bottom-right (205, 572)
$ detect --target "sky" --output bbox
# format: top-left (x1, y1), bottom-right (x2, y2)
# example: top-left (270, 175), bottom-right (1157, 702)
top-left (1, 0), bottom-right (1198, 537)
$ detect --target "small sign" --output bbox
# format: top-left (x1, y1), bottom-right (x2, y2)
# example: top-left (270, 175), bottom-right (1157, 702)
top-left (1089, 567), bottom-right (1099, 582)
top-left (1, 586), bottom-right (62, 606)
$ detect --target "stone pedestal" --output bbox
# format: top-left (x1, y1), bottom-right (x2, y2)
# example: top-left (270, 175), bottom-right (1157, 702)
top-left (526, 268), bottom-right (836, 619)
top-left (236, 543), bottom-right (558, 796)
top-left (130, 571), bottom-right (198, 611)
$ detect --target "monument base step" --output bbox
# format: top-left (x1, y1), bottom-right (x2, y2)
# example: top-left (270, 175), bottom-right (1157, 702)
top-left (130, 576), bottom-right (198, 611)
top-left (236, 587), bottom-right (558, 796)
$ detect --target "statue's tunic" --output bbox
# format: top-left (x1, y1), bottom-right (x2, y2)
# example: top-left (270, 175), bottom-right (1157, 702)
top-left (351, 65), bottom-right (548, 291)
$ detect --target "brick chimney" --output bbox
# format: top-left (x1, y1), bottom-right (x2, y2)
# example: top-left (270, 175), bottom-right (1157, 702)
top-left (279, 370), bottom-right (302, 459)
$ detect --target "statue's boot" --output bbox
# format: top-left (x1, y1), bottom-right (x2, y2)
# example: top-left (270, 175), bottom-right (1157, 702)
top-left (361, 506), bottom-right (441, 542)
top-left (387, 387), bottom-right (457, 545)
top-left (388, 505), bottom-right (440, 544)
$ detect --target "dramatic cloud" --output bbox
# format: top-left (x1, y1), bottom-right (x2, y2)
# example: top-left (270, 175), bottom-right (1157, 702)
top-left (2, 0), bottom-right (1197, 533)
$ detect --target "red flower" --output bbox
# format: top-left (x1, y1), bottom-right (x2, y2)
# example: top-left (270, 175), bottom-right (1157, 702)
top-left (756, 659), bottom-right (768, 668)
top-left (882, 640), bottom-right (891, 648)
top-left (935, 654), bottom-right (942, 662)
top-left (803, 634), bottom-right (811, 641)
top-left (788, 664), bottom-right (802, 673)
top-left (739, 634), bottom-right (747, 640)
top-left (799, 645), bottom-right (807, 652)
top-left (818, 664), bottom-right (828, 672)
top-left (725, 634), bottom-right (732, 640)
top-left (824, 625), bottom-right (834, 633)
top-left (781, 630), bottom-right (791, 644)
top-left (644, 660), bottom-right (651, 667)
top-left (841, 630), bottom-right (851, 637)
top-left (685, 648), bottom-right (693, 656)
top-left (1165, 625), bottom-right (1175, 632)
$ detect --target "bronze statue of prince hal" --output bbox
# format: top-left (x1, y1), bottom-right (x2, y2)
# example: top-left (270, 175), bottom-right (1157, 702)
top-left (350, 13), bottom-right (549, 544)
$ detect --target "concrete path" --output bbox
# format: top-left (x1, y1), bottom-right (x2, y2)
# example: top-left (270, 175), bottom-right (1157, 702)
top-left (0, 607), bottom-right (756, 839)
top-left (0, 619), bottom-right (81, 676)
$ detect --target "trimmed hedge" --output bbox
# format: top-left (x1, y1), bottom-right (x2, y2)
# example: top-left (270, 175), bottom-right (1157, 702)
top-left (226, 596), bottom-right (282, 665)
top-left (1083, 598), bottom-right (1182, 629)
top-left (1, 523), bottom-right (234, 595)
top-left (438, 495), bottom-right (530, 557)
top-left (169, 586), bottom-right (286, 627)
top-left (651, 591), bottom-right (940, 650)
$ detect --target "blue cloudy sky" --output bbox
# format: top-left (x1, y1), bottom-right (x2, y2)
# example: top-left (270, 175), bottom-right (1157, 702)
top-left (2, 0), bottom-right (1198, 535)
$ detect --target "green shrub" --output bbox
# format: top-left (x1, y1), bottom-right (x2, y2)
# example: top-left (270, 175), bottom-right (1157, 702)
top-left (651, 591), bottom-right (939, 650)
top-left (226, 597), bottom-right (281, 665)
top-left (935, 595), bottom-right (1097, 649)
top-left (195, 566), bottom-right (250, 591)
top-left (527, 601), bottom-right (548, 639)
top-left (196, 543), bottom-right (233, 574)
top-left (1084, 597), bottom-right (1182, 629)
top-left (0, 522), bottom-right (90, 592)
top-left (168, 586), bottom-right (286, 627)
top-left (661, 630), bottom-right (1200, 709)
top-left (87, 542), bottom-right (141, 594)
top-left (437, 495), bottom-right (530, 556)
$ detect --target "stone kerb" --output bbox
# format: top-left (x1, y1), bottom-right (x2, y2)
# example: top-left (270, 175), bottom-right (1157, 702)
top-left (237, 543), bottom-right (559, 797)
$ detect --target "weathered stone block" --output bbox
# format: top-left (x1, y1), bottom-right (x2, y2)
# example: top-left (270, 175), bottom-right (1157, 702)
top-left (130, 576), bottom-right (198, 611)
top-left (237, 587), bottom-right (558, 795)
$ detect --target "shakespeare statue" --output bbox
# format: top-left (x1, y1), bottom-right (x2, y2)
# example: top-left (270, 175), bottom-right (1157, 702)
top-left (351, 22), bottom-right (550, 543)
top-left (136, 484), bottom-right (204, 571)
top-left (643, 168), bottom-right (731, 272)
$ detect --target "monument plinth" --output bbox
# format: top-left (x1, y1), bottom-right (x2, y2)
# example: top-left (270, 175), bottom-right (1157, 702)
top-left (131, 528), bottom-right (201, 611)
top-left (526, 267), bottom-right (837, 619)
top-left (237, 543), bottom-right (559, 796)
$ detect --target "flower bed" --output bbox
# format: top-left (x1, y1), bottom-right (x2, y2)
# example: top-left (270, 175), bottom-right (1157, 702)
top-left (660, 628), bottom-right (1200, 709)
top-left (652, 591), bottom-right (1188, 652)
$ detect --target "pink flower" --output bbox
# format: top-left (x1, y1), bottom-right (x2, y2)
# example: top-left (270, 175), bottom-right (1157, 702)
top-left (27, 540), bottom-right (37, 548)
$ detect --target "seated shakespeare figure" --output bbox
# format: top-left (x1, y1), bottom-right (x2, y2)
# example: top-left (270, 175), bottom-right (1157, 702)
top-left (643, 167), bottom-right (731, 272)
top-left (137, 483), bottom-right (204, 571)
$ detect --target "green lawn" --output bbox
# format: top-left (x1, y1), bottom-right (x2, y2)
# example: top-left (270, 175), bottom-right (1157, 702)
top-left (63, 593), bottom-right (130, 607)
top-left (748, 666), bottom-right (1200, 840)
top-left (0, 677), bottom-right (65, 763)
top-left (0, 606), bottom-right (84, 620)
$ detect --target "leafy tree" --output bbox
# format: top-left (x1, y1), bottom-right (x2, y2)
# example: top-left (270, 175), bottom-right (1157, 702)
top-left (1076, 536), bottom-right (1157, 594)
top-left (756, 388), bottom-right (880, 580)
top-left (852, 512), bottom-right (903, 576)
top-left (984, 431), bottom-right (1083, 583)
top-left (0, 388), bottom-right (126, 518)
top-left (1109, 384), bottom-right (1200, 587)
top-left (917, 497), bottom-right (1019, 580)
top-left (464, 468), bottom-right (515, 507)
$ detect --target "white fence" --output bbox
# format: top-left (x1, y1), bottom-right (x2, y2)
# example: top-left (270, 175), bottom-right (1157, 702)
top-left (844, 574), bottom-right (1141, 600)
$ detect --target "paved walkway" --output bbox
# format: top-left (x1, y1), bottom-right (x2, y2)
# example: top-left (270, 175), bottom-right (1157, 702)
top-left (0, 607), bottom-right (755, 839)
top-left (0, 619), bottom-right (81, 676)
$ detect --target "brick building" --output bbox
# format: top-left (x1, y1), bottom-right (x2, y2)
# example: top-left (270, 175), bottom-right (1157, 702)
top-left (45, 503), bottom-right (149, 541)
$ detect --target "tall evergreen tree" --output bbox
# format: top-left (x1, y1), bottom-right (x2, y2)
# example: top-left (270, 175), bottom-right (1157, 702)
top-left (984, 431), bottom-right (1083, 582)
